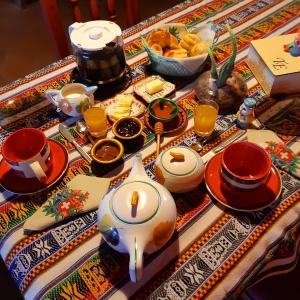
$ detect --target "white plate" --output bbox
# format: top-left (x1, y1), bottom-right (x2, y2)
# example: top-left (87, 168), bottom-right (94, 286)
top-left (133, 75), bottom-right (176, 103)
top-left (100, 95), bottom-right (147, 122)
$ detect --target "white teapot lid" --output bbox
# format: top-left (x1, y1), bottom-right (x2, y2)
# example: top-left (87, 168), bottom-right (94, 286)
top-left (69, 20), bottom-right (122, 51)
top-left (160, 146), bottom-right (199, 176)
top-left (111, 181), bottom-right (160, 224)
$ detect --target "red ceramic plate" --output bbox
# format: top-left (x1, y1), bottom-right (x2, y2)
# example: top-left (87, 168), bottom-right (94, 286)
top-left (0, 139), bottom-right (69, 195)
top-left (205, 152), bottom-right (282, 211)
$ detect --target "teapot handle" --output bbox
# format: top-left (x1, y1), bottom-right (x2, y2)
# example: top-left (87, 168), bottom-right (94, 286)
top-left (45, 89), bottom-right (61, 106)
top-left (129, 237), bottom-right (144, 282)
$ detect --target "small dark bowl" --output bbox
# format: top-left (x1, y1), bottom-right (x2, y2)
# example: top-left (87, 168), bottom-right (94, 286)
top-left (112, 116), bottom-right (144, 141)
top-left (148, 98), bottom-right (179, 123)
top-left (91, 138), bottom-right (124, 165)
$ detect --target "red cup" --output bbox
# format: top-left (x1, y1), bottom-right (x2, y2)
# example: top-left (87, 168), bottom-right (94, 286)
top-left (2, 128), bottom-right (52, 181)
top-left (221, 141), bottom-right (272, 190)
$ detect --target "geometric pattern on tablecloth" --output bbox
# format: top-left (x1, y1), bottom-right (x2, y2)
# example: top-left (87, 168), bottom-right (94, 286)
top-left (123, 0), bottom-right (299, 63)
top-left (0, 1), bottom-right (299, 299)
top-left (37, 148), bottom-right (300, 300)
top-left (231, 220), bottom-right (300, 296)
top-left (5, 124), bottom-right (235, 293)
top-left (17, 123), bottom-right (238, 296)
top-left (134, 185), bottom-right (300, 299)
top-left (1, 87), bottom-right (295, 297)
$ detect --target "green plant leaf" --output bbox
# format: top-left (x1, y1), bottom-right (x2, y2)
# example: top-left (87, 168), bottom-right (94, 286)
top-left (217, 25), bottom-right (237, 87)
top-left (168, 27), bottom-right (180, 40)
top-left (208, 47), bottom-right (218, 80)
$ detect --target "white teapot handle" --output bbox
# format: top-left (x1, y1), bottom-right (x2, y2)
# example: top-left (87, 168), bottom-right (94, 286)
top-left (29, 161), bottom-right (47, 181)
top-left (128, 237), bottom-right (144, 282)
top-left (45, 89), bottom-right (61, 106)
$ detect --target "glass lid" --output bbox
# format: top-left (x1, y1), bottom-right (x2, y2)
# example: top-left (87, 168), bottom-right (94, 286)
top-left (160, 146), bottom-right (198, 176)
top-left (111, 181), bottom-right (160, 224)
top-left (69, 20), bottom-right (122, 51)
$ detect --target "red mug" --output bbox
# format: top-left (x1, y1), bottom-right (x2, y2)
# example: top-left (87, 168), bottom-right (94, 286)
top-left (2, 128), bottom-right (52, 181)
top-left (221, 141), bottom-right (272, 190)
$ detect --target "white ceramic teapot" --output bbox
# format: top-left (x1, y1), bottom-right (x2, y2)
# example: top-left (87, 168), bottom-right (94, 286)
top-left (98, 153), bottom-right (177, 282)
top-left (155, 146), bottom-right (205, 193)
top-left (45, 83), bottom-right (97, 117)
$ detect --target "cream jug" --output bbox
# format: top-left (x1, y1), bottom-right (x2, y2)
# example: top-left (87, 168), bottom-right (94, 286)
top-left (98, 153), bottom-right (177, 282)
top-left (45, 83), bottom-right (97, 117)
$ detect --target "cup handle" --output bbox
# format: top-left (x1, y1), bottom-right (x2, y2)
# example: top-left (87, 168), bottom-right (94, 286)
top-left (45, 89), bottom-right (60, 106)
top-left (129, 237), bottom-right (143, 282)
top-left (29, 161), bottom-right (47, 182)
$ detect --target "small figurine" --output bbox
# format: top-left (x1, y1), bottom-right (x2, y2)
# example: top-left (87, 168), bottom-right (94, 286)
top-left (283, 29), bottom-right (300, 57)
top-left (236, 98), bottom-right (256, 129)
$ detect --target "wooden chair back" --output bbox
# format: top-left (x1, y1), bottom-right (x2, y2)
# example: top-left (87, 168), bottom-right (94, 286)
top-left (39, 0), bottom-right (140, 59)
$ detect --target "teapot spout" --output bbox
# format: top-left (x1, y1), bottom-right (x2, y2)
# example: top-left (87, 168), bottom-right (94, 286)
top-left (129, 153), bottom-right (148, 179)
top-left (85, 85), bottom-right (98, 95)
top-left (128, 237), bottom-right (144, 282)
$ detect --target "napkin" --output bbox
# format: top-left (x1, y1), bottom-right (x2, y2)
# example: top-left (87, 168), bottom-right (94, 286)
top-left (247, 129), bottom-right (300, 178)
top-left (23, 175), bottom-right (110, 233)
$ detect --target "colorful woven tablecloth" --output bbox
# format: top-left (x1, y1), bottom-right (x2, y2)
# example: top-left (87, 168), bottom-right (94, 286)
top-left (0, 0), bottom-right (300, 299)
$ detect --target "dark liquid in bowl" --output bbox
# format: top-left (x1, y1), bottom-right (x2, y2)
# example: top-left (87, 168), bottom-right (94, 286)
top-left (152, 101), bottom-right (175, 119)
top-left (117, 120), bottom-right (140, 137)
top-left (95, 142), bottom-right (120, 161)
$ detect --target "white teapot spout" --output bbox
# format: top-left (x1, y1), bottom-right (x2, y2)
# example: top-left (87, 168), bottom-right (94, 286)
top-left (85, 85), bottom-right (98, 95)
top-left (128, 153), bottom-right (148, 180)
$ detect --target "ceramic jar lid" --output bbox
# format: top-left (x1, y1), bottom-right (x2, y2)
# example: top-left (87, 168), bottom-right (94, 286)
top-left (111, 181), bottom-right (160, 224)
top-left (160, 146), bottom-right (198, 176)
top-left (69, 21), bottom-right (122, 51)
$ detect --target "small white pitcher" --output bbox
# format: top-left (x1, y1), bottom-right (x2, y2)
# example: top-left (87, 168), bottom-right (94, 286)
top-left (45, 83), bottom-right (98, 117)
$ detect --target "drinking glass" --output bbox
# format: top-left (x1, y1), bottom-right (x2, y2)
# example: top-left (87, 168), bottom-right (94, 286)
top-left (193, 99), bottom-right (219, 137)
top-left (83, 107), bottom-right (107, 138)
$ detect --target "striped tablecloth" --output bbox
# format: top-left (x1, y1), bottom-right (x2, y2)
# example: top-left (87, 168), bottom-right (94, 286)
top-left (0, 1), bottom-right (300, 299)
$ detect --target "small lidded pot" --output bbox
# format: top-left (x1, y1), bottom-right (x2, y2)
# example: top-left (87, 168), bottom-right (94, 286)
top-left (91, 138), bottom-right (124, 164)
top-left (148, 98), bottom-right (179, 124)
top-left (155, 146), bottom-right (205, 193)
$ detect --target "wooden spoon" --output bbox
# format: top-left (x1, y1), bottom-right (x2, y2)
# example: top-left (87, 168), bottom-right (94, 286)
top-left (154, 122), bottom-right (164, 157)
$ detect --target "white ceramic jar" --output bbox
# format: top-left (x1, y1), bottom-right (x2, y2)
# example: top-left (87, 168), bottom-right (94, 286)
top-left (155, 146), bottom-right (205, 193)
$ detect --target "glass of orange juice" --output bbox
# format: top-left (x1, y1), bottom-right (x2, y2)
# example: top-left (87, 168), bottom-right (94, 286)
top-left (193, 99), bottom-right (219, 137)
top-left (83, 107), bottom-right (107, 138)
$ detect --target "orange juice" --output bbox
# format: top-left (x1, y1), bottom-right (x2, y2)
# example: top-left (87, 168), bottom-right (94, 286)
top-left (83, 107), bottom-right (107, 138)
top-left (194, 101), bottom-right (218, 137)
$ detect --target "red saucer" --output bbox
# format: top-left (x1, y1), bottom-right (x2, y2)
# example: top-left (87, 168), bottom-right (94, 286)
top-left (0, 139), bottom-right (69, 195)
top-left (205, 152), bottom-right (282, 211)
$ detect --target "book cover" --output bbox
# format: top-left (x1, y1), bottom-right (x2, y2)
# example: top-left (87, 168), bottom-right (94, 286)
top-left (247, 33), bottom-right (300, 95)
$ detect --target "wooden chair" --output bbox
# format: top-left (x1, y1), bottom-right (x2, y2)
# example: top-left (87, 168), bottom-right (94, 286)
top-left (39, 0), bottom-right (140, 59)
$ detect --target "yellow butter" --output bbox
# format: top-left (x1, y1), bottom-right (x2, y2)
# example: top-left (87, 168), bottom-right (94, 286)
top-left (145, 79), bottom-right (164, 95)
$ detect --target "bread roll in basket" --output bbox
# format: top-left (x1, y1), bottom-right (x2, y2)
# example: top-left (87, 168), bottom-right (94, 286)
top-left (142, 23), bottom-right (215, 77)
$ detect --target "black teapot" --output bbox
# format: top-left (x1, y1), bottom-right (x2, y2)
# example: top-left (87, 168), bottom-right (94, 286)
top-left (69, 21), bottom-right (126, 86)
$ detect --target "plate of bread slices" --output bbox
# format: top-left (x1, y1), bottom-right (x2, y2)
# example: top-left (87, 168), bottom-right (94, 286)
top-left (142, 23), bottom-right (215, 77)
top-left (101, 94), bottom-right (146, 122)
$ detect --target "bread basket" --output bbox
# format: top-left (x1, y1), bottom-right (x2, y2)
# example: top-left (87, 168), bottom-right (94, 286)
top-left (142, 23), bottom-right (215, 77)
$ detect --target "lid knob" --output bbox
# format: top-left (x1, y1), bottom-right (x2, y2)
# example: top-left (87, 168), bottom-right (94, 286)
top-left (131, 191), bottom-right (139, 206)
top-left (169, 151), bottom-right (185, 161)
top-left (89, 29), bottom-right (103, 40)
